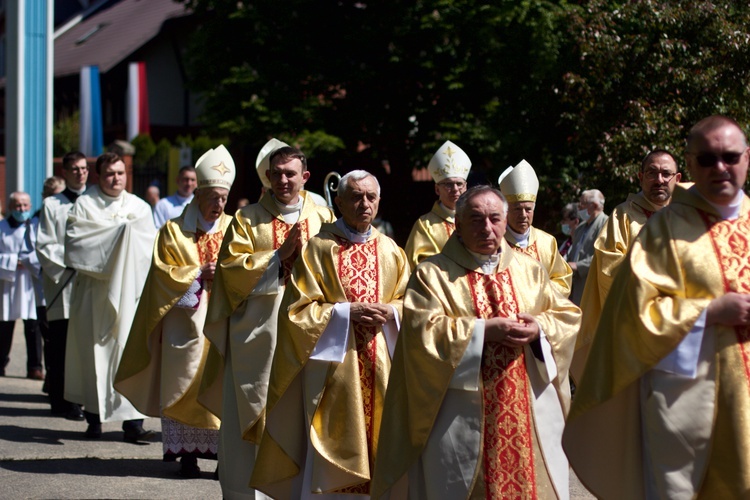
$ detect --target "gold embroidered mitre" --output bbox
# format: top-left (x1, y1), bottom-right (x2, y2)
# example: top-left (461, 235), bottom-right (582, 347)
top-left (428, 140), bottom-right (472, 183)
top-left (196, 144), bottom-right (236, 190)
top-left (498, 159), bottom-right (538, 203)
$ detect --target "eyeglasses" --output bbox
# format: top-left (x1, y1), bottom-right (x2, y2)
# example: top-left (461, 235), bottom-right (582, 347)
top-left (643, 169), bottom-right (678, 181)
top-left (437, 181), bottom-right (466, 189)
top-left (66, 167), bottom-right (89, 173)
top-left (690, 151), bottom-right (746, 168)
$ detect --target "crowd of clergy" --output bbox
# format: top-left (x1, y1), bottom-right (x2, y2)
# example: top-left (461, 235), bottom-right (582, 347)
top-left (2, 113), bottom-right (749, 498)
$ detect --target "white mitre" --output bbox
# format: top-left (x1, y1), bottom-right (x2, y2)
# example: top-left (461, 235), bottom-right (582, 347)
top-left (498, 159), bottom-right (538, 203)
top-left (256, 138), bottom-right (289, 188)
top-left (196, 144), bottom-right (236, 190)
top-left (428, 140), bottom-right (471, 183)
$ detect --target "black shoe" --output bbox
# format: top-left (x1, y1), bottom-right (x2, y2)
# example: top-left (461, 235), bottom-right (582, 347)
top-left (123, 426), bottom-right (155, 444)
top-left (85, 424), bottom-right (102, 439)
top-left (65, 405), bottom-right (84, 421)
top-left (178, 456), bottom-right (201, 478)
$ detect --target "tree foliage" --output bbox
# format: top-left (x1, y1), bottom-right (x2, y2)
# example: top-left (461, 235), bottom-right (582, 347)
top-left (176, 0), bottom-right (750, 229)
top-left (559, 0), bottom-right (750, 202)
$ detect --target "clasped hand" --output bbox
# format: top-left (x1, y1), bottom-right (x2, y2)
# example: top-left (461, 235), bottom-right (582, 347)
top-left (484, 313), bottom-right (540, 347)
top-left (350, 302), bottom-right (394, 327)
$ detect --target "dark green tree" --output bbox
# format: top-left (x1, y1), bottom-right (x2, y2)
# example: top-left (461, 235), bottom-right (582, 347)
top-left (559, 0), bottom-right (750, 204)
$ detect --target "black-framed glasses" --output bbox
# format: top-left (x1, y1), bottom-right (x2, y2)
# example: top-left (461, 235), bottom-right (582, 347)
top-left (643, 169), bottom-right (677, 181)
top-left (690, 151), bottom-right (746, 168)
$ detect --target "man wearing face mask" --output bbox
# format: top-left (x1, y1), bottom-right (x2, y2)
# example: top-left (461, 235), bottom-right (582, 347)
top-left (0, 192), bottom-right (43, 380)
top-left (558, 203), bottom-right (580, 260)
top-left (566, 189), bottom-right (608, 306)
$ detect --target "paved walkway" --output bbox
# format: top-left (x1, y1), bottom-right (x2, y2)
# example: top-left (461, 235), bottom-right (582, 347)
top-left (1, 320), bottom-right (595, 498)
top-left (0, 321), bottom-right (221, 498)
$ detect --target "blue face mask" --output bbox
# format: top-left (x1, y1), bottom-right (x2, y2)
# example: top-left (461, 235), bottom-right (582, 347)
top-left (561, 223), bottom-right (571, 236)
top-left (11, 210), bottom-right (32, 223)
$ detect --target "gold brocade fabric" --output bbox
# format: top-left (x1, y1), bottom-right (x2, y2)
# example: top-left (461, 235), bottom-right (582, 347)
top-left (372, 235), bottom-right (580, 499)
top-left (504, 227), bottom-right (572, 298)
top-left (468, 271), bottom-right (537, 499)
top-left (404, 202), bottom-right (455, 270)
top-left (251, 225), bottom-right (410, 497)
top-left (204, 192), bottom-right (335, 332)
top-left (114, 208), bottom-right (233, 428)
top-left (572, 192), bottom-right (659, 381)
top-left (198, 192), bottom-right (335, 416)
top-left (273, 218), bottom-right (310, 283)
top-left (563, 186), bottom-right (750, 499)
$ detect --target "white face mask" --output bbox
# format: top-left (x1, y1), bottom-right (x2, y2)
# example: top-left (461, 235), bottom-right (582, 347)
top-left (578, 208), bottom-right (590, 223)
top-left (561, 223), bottom-right (572, 236)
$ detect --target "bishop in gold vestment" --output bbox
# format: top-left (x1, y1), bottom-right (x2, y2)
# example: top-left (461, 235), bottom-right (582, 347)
top-left (251, 171), bottom-right (410, 498)
top-left (116, 145), bottom-right (237, 476)
top-left (499, 159), bottom-right (572, 297)
top-left (373, 186), bottom-right (580, 500)
top-left (404, 140), bottom-right (471, 268)
top-left (564, 117), bottom-right (750, 499)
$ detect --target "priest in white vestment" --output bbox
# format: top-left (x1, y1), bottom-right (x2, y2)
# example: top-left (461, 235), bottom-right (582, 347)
top-left (64, 152), bottom-right (157, 442)
top-left (36, 151), bottom-right (89, 419)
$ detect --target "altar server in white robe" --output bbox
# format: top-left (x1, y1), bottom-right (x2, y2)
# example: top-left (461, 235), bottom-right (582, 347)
top-left (64, 152), bottom-right (157, 442)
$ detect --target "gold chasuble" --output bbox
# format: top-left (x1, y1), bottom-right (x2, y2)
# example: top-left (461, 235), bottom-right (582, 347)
top-left (564, 186), bottom-right (750, 499)
top-left (251, 223), bottom-right (409, 498)
top-left (571, 192), bottom-right (658, 381)
top-left (198, 191), bottom-right (334, 436)
top-left (373, 236), bottom-right (580, 500)
top-left (404, 202), bottom-right (456, 269)
top-left (504, 226), bottom-right (573, 298)
top-left (115, 207), bottom-right (232, 429)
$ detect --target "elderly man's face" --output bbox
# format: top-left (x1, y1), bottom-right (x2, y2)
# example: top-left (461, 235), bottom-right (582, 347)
top-left (10, 194), bottom-right (31, 213)
top-left (99, 160), bottom-right (127, 197)
top-left (335, 176), bottom-right (380, 233)
top-left (687, 124), bottom-right (749, 206)
top-left (195, 187), bottom-right (228, 223)
top-left (507, 201), bottom-right (534, 234)
top-left (63, 158), bottom-right (89, 191)
top-left (177, 169), bottom-right (197, 198)
top-left (456, 191), bottom-right (507, 255)
top-left (639, 154), bottom-right (681, 207)
top-left (266, 157), bottom-right (310, 205)
top-left (434, 177), bottom-right (467, 210)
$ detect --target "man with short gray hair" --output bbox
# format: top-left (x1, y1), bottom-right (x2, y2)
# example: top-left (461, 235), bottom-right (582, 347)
top-left (251, 169), bottom-right (410, 497)
top-left (374, 185), bottom-right (580, 498)
top-left (567, 188), bottom-right (608, 305)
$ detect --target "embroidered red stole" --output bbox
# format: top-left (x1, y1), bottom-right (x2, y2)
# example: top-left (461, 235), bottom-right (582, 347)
top-left (195, 230), bottom-right (224, 294)
top-left (271, 218), bottom-right (310, 284)
top-left (335, 237), bottom-right (380, 494)
top-left (511, 241), bottom-right (540, 262)
top-left (468, 270), bottom-right (537, 499)
top-left (701, 210), bottom-right (750, 383)
top-left (443, 220), bottom-right (455, 239)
